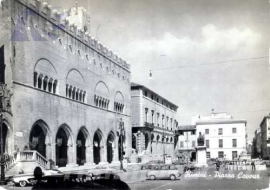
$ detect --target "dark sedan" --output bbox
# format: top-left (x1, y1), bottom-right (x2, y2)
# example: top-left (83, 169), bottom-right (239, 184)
top-left (93, 173), bottom-right (130, 190)
top-left (31, 172), bottom-right (130, 190)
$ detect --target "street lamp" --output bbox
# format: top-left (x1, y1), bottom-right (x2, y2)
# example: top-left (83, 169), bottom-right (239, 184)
top-left (0, 83), bottom-right (6, 185)
top-left (117, 118), bottom-right (125, 170)
top-left (148, 70), bottom-right (153, 80)
top-left (162, 128), bottom-right (166, 163)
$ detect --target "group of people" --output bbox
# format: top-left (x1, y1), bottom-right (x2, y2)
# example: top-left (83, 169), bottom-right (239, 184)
top-left (215, 159), bottom-right (256, 171)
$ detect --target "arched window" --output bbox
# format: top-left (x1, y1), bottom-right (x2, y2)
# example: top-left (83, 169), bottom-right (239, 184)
top-left (114, 92), bottom-right (124, 113)
top-left (94, 82), bottom-right (110, 109)
top-left (53, 80), bottom-right (57, 94)
top-left (34, 59), bottom-right (58, 94)
top-left (69, 85), bottom-right (72, 98)
top-left (72, 87), bottom-right (76, 100)
top-left (66, 69), bottom-right (86, 103)
top-left (76, 89), bottom-right (80, 101)
top-left (66, 84), bottom-right (69, 97)
top-left (38, 74), bottom-right (43, 89)
top-left (34, 72), bottom-right (38, 87)
top-left (48, 78), bottom-right (53, 92)
top-left (83, 91), bottom-right (86, 103)
top-left (43, 76), bottom-right (48, 91)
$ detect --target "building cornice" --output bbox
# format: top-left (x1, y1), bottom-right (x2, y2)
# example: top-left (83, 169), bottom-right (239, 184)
top-left (131, 82), bottom-right (178, 109)
top-left (196, 120), bottom-right (247, 125)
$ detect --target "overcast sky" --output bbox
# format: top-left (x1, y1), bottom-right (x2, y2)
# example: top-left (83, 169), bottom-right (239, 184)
top-left (46, 0), bottom-right (270, 141)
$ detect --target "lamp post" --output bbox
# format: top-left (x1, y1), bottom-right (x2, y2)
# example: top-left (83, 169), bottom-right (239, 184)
top-left (162, 128), bottom-right (166, 163)
top-left (118, 118), bottom-right (125, 170)
top-left (0, 83), bottom-right (6, 185)
top-left (186, 132), bottom-right (190, 166)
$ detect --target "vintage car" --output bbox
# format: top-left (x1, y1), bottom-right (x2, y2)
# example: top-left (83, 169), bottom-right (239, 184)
top-left (141, 160), bottom-right (164, 170)
top-left (146, 164), bottom-right (181, 180)
top-left (31, 169), bottom-right (130, 190)
top-left (12, 174), bottom-right (35, 187)
top-left (12, 169), bottom-right (62, 187)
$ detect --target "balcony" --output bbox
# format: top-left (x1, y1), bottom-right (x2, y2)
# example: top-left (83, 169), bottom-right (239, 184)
top-left (175, 130), bottom-right (181, 136)
top-left (144, 122), bottom-right (154, 131)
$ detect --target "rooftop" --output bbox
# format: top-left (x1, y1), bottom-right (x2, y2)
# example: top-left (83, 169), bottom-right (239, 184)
top-left (131, 82), bottom-right (178, 108)
top-left (192, 112), bottom-right (246, 125)
top-left (178, 125), bottom-right (196, 131)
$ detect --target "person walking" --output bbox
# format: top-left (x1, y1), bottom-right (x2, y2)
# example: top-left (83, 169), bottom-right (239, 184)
top-left (216, 160), bottom-right (220, 171)
top-left (251, 160), bottom-right (256, 171)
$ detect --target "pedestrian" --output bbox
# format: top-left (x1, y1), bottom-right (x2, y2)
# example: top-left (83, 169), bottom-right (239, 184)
top-left (216, 160), bottom-right (220, 171)
top-left (23, 145), bottom-right (29, 150)
top-left (251, 160), bottom-right (256, 171)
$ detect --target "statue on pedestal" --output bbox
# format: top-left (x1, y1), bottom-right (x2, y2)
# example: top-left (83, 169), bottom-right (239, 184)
top-left (197, 132), bottom-right (205, 146)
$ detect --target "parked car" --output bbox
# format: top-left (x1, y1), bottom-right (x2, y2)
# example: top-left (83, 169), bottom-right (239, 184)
top-left (146, 164), bottom-right (181, 180)
top-left (93, 172), bottom-right (130, 190)
top-left (141, 160), bottom-right (164, 170)
top-left (31, 172), bottom-right (130, 190)
top-left (12, 174), bottom-right (35, 187)
top-left (12, 168), bottom-right (63, 187)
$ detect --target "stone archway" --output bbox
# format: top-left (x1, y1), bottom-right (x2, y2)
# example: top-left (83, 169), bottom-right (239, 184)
top-left (106, 132), bottom-right (115, 163)
top-left (55, 125), bottom-right (73, 167)
top-left (29, 120), bottom-right (51, 158)
top-left (144, 133), bottom-right (149, 152)
top-left (77, 130), bottom-right (87, 166)
top-left (151, 134), bottom-right (155, 154)
top-left (132, 134), bottom-right (136, 151)
top-left (191, 152), bottom-right (196, 161)
top-left (156, 135), bottom-right (160, 158)
top-left (93, 130), bottom-right (104, 164)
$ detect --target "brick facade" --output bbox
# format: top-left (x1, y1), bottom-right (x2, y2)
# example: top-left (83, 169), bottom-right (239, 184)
top-left (0, 0), bottom-right (131, 167)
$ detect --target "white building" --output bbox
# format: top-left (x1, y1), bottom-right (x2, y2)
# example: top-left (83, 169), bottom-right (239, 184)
top-left (192, 113), bottom-right (247, 160)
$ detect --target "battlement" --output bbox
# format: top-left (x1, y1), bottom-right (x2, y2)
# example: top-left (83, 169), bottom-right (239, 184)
top-left (1, 0), bottom-right (130, 71)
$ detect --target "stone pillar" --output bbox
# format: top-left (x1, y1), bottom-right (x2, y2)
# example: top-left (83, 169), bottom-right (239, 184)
top-left (151, 141), bottom-right (156, 156)
top-left (167, 143), bottom-right (171, 155)
top-left (103, 145), bottom-right (107, 162)
top-left (147, 137), bottom-right (151, 153)
top-left (99, 145), bottom-right (108, 165)
top-left (155, 142), bottom-right (158, 157)
top-left (51, 143), bottom-right (56, 166)
top-left (45, 143), bottom-right (52, 161)
top-left (67, 144), bottom-right (78, 167)
top-left (84, 145), bottom-right (94, 165)
top-left (195, 146), bottom-right (208, 167)
top-left (112, 141), bottom-right (120, 164)
top-left (113, 145), bottom-right (118, 162)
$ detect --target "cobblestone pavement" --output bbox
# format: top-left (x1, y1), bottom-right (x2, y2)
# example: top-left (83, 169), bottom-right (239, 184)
top-left (2, 168), bottom-right (270, 190)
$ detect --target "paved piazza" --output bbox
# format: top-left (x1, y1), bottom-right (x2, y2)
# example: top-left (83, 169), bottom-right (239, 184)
top-left (2, 162), bottom-right (268, 190)
top-left (3, 169), bottom-right (270, 190)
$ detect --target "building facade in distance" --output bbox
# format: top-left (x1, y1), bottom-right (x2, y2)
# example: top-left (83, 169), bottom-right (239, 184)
top-left (193, 113), bottom-right (247, 160)
top-left (0, 0), bottom-right (131, 169)
top-left (131, 83), bottom-right (178, 162)
top-left (260, 115), bottom-right (270, 159)
top-left (175, 125), bottom-right (197, 163)
top-left (252, 128), bottom-right (261, 159)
